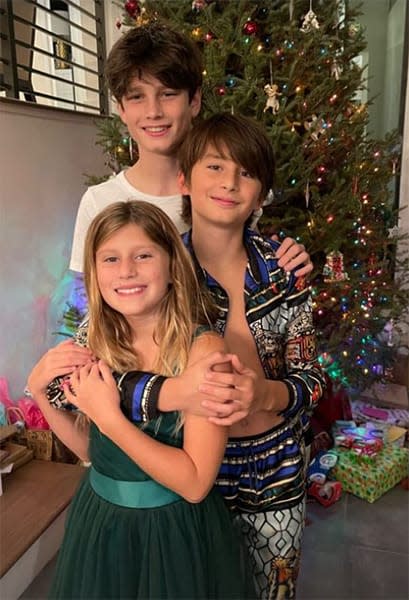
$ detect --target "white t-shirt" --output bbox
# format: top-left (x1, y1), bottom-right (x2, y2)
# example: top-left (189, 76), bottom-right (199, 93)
top-left (69, 170), bottom-right (187, 272)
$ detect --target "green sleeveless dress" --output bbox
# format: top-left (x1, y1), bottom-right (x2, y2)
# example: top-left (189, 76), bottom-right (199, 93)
top-left (50, 413), bottom-right (254, 599)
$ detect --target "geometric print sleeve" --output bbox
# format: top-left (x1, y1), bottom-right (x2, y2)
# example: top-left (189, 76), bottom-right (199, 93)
top-left (279, 290), bottom-right (326, 420)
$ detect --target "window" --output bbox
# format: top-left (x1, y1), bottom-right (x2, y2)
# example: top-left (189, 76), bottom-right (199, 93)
top-left (0, 0), bottom-right (108, 114)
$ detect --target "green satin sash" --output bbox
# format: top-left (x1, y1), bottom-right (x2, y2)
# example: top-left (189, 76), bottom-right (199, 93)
top-left (90, 467), bottom-right (181, 508)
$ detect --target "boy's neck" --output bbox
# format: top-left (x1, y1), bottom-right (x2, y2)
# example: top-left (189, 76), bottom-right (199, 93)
top-left (191, 221), bottom-right (247, 273)
top-left (125, 152), bottom-right (181, 196)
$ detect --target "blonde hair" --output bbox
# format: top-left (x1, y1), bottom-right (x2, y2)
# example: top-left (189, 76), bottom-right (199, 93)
top-left (83, 201), bottom-right (215, 376)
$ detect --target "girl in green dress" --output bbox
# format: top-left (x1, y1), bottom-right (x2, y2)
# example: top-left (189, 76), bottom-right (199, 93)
top-left (27, 200), bottom-right (253, 599)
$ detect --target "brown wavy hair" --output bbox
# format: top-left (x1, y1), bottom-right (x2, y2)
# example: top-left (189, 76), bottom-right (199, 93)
top-left (105, 22), bottom-right (203, 104)
top-left (83, 201), bottom-right (215, 375)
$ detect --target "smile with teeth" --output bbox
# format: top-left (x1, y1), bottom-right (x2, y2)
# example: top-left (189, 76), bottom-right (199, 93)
top-left (143, 126), bottom-right (169, 134)
top-left (115, 286), bottom-right (146, 295)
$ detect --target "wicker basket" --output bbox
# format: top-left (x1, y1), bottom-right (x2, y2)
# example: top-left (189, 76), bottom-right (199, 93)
top-left (26, 429), bottom-right (53, 460)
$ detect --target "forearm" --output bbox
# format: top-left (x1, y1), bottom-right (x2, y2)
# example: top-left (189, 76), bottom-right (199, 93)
top-left (32, 392), bottom-right (90, 461)
top-left (102, 412), bottom-right (224, 503)
top-left (158, 376), bottom-right (188, 412)
top-left (260, 379), bottom-right (290, 413)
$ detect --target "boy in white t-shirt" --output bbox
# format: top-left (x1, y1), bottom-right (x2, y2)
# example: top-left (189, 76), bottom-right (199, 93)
top-left (69, 23), bottom-right (312, 277)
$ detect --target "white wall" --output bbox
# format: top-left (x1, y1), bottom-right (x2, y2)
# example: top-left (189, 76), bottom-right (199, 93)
top-left (0, 100), bottom-right (108, 398)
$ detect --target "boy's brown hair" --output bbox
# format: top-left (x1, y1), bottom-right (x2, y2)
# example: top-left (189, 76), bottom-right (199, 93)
top-left (179, 113), bottom-right (275, 225)
top-left (105, 23), bottom-right (203, 103)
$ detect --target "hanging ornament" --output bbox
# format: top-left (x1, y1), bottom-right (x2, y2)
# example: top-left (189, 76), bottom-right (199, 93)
top-left (379, 319), bottom-right (400, 348)
top-left (124, 0), bottom-right (140, 19)
top-left (289, 119), bottom-right (302, 133)
top-left (128, 136), bottom-right (134, 162)
top-left (289, 0), bottom-right (294, 21)
top-left (115, 16), bottom-right (122, 30)
top-left (304, 114), bottom-right (326, 141)
top-left (216, 86), bottom-right (226, 96)
top-left (305, 180), bottom-right (310, 208)
top-left (192, 0), bottom-right (206, 10)
top-left (348, 21), bottom-right (361, 38)
top-left (263, 60), bottom-right (281, 115)
top-left (367, 253), bottom-right (377, 276)
top-left (263, 83), bottom-right (281, 114)
top-left (114, 145), bottom-right (127, 159)
top-left (323, 251), bottom-right (349, 283)
top-left (301, 0), bottom-right (320, 33)
top-left (387, 225), bottom-right (400, 238)
top-left (392, 158), bottom-right (398, 175)
top-left (243, 20), bottom-right (258, 36)
top-left (331, 58), bottom-right (342, 80)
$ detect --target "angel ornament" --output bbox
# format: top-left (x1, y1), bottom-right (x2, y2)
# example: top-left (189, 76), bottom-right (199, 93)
top-left (304, 114), bottom-right (326, 141)
top-left (301, 2), bottom-right (320, 33)
top-left (263, 83), bottom-right (282, 114)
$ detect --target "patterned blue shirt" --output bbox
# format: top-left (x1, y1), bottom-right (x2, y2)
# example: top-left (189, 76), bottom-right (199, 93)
top-left (182, 227), bottom-right (325, 512)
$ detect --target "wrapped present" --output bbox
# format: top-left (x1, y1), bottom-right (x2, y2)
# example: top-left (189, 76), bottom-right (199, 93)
top-left (332, 445), bottom-right (409, 503)
top-left (332, 420), bottom-right (385, 457)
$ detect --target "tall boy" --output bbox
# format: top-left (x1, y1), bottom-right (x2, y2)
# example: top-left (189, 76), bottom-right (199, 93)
top-left (69, 23), bottom-right (311, 279)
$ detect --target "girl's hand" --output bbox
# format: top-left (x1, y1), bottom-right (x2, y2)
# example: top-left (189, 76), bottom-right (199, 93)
top-left (64, 360), bottom-right (121, 432)
top-left (28, 339), bottom-right (94, 398)
top-left (198, 354), bottom-right (264, 425)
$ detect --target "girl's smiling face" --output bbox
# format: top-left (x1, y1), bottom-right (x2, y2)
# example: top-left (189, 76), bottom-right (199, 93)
top-left (96, 223), bottom-right (170, 326)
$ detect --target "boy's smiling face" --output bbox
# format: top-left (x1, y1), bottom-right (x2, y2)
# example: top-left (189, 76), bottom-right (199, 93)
top-left (179, 144), bottom-right (263, 228)
top-left (118, 73), bottom-right (201, 159)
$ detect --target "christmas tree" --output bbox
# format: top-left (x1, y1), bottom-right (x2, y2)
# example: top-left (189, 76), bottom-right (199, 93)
top-left (89, 0), bottom-right (408, 394)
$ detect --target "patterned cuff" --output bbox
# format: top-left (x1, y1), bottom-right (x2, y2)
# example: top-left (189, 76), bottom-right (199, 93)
top-left (278, 379), bottom-right (301, 419)
top-left (117, 372), bottom-right (168, 423)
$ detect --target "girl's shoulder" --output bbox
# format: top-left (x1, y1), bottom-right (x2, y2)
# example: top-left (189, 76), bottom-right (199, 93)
top-left (193, 324), bottom-right (214, 339)
top-left (190, 325), bottom-right (225, 358)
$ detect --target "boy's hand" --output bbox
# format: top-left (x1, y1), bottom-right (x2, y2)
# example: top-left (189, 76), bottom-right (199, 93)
top-left (169, 352), bottom-right (232, 415)
top-left (274, 235), bottom-right (313, 277)
top-left (198, 354), bottom-right (265, 426)
top-left (27, 339), bottom-right (94, 398)
top-left (64, 360), bottom-right (121, 432)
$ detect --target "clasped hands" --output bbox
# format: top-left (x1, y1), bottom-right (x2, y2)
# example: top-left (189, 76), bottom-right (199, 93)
top-left (63, 350), bottom-right (262, 428)
top-left (176, 352), bottom-right (264, 426)
top-left (28, 340), bottom-right (264, 428)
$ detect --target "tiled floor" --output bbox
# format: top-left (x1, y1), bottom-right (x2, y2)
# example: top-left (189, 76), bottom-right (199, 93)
top-left (298, 486), bottom-right (408, 599)
top-left (19, 486), bottom-right (409, 600)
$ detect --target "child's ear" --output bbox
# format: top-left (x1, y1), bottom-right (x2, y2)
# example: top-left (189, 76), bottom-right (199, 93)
top-left (255, 194), bottom-right (264, 209)
top-left (177, 171), bottom-right (190, 195)
top-left (117, 101), bottom-right (128, 127)
top-left (190, 89), bottom-right (202, 118)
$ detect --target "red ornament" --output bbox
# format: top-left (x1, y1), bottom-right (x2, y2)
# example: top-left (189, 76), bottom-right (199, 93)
top-left (216, 86), bottom-right (226, 96)
top-left (242, 20), bottom-right (258, 35)
top-left (124, 0), bottom-right (140, 18)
